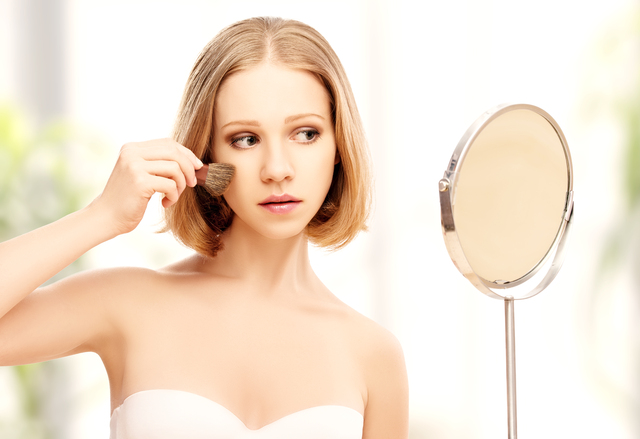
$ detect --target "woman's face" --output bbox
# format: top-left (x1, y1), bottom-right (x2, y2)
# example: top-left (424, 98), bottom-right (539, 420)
top-left (212, 62), bottom-right (338, 241)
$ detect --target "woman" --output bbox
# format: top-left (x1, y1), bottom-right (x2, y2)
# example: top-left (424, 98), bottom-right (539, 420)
top-left (0, 17), bottom-right (408, 438)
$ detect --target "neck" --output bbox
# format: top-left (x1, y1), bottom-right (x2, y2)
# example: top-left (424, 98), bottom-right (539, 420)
top-left (206, 217), bottom-right (317, 295)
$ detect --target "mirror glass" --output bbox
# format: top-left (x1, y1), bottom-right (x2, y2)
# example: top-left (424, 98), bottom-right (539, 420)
top-left (440, 104), bottom-right (573, 298)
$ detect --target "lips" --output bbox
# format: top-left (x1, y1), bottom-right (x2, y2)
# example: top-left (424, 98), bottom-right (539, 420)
top-left (259, 194), bottom-right (302, 215)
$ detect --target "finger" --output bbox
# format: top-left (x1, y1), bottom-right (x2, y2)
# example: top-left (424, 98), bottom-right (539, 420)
top-left (176, 142), bottom-right (204, 170)
top-left (146, 175), bottom-right (180, 207)
top-left (139, 138), bottom-right (203, 169)
top-left (155, 138), bottom-right (203, 167)
top-left (136, 141), bottom-right (201, 187)
top-left (144, 160), bottom-right (188, 198)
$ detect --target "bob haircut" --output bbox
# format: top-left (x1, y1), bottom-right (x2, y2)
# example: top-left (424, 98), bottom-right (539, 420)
top-left (164, 16), bottom-right (372, 258)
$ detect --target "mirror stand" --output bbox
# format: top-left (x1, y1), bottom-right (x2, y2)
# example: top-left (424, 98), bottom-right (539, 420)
top-left (438, 104), bottom-right (574, 438)
top-left (505, 296), bottom-right (517, 439)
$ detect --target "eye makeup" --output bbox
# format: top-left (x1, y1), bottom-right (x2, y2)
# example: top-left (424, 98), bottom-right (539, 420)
top-left (227, 127), bottom-right (322, 150)
top-left (229, 135), bottom-right (259, 149)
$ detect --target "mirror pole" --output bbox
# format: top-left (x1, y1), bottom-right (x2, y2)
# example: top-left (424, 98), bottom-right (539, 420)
top-left (505, 296), bottom-right (517, 439)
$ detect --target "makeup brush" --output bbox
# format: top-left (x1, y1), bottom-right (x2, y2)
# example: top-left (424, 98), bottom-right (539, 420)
top-left (195, 163), bottom-right (235, 196)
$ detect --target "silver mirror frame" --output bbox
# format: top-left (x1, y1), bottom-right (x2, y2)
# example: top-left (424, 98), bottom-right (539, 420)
top-left (439, 103), bottom-right (575, 300)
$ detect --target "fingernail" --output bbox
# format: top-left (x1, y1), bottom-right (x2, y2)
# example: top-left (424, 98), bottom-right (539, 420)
top-left (196, 158), bottom-right (203, 167)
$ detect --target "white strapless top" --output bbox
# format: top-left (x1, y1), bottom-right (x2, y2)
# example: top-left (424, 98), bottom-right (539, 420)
top-left (109, 389), bottom-right (364, 439)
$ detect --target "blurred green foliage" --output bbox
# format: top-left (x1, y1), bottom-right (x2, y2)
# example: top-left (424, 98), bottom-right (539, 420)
top-left (622, 102), bottom-right (640, 211)
top-left (592, 7), bottom-right (640, 274)
top-left (0, 105), bottom-right (104, 439)
top-left (0, 106), bottom-right (95, 241)
top-left (584, 5), bottom-right (640, 432)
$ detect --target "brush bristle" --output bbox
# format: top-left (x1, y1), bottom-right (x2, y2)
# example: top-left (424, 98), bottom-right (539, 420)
top-left (203, 163), bottom-right (235, 196)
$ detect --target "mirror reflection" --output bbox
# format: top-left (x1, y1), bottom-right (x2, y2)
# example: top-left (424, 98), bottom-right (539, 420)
top-left (454, 109), bottom-right (569, 285)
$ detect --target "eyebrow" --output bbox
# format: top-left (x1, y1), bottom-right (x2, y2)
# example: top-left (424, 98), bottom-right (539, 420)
top-left (220, 113), bottom-right (325, 129)
top-left (284, 113), bottom-right (325, 123)
top-left (221, 120), bottom-right (261, 129)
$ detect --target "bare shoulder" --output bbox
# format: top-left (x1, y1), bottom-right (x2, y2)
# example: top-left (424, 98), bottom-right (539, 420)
top-left (324, 299), bottom-right (407, 393)
top-left (158, 252), bottom-right (209, 274)
top-left (49, 264), bottom-right (166, 323)
top-left (337, 306), bottom-right (409, 438)
top-left (87, 254), bottom-right (207, 313)
top-left (0, 253), bottom-right (208, 368)
top-left (45, 255), bottom-right (205, 331)
top-left (75, 253), bottom-right (206, 297)
top-left (61, 264), bottom-right (161, 289)
top-left (46, 264), bottom-right (166, 312)
top-left (297, 285), bottom-right (406, 383)
top-left (340, 308), bottom-right (406, 377)
top-left (0, 264), bottom-right (167, 366)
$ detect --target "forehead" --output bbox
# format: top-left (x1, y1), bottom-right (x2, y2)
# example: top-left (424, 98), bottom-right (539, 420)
top-left (214, 63), bottom-right (332, 125)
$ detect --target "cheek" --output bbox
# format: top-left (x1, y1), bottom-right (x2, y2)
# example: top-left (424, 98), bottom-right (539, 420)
top-left (222, 164), bottom-right (255, 207)
top-left (212, 141), bottom-right (230, 164)
top-left (320, 157), bottom-right (337, 186)
top-left (319, 144), bottom-right (339, 180)
top-left (303, 149), bottom-right (337, 194)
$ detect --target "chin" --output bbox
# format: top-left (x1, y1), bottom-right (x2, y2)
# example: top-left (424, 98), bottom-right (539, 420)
top-left (229, 209), bottom-right (318, 242)
top-left (255, 227), bottom-right (308, 242)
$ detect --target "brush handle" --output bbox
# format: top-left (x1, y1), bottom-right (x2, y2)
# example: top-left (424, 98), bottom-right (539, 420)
top-left (195, 164), bottom-right (210, 186)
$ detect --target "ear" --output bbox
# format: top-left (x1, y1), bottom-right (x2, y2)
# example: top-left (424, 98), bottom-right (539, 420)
top-left (334, 150), bottom-right (341, 165)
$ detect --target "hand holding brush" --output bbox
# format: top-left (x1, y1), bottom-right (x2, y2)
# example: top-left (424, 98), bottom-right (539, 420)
top-left (93, 139), bottom-right (235, 236)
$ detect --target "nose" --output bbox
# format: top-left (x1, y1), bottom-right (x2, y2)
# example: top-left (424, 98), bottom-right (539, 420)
top-left (260, 141), bottom-right (295, 183)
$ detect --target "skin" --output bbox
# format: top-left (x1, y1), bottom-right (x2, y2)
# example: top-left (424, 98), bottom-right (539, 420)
top-left (0, 62), bottom-right (408, 437)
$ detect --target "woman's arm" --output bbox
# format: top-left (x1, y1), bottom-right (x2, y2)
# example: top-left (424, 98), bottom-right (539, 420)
top-left (0, 204), bottom-right (118, 321)
top-left (0, 138), bottom-right (201, 365)
top-left (361, 328), bottom-right (410, 439)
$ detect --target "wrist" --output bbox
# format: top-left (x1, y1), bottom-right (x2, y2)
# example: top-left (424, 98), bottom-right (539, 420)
top-left (81, 198), bottom-right (124, 242)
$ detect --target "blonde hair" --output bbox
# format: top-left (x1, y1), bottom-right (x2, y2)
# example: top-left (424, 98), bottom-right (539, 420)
top-left (164, 17), bottom-right (371, 257)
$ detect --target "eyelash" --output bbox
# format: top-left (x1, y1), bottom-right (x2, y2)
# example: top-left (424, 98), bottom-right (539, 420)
top-left (293, 129), bottom-right (321, 144)
top-left (229, 135), bottom-right (258, 150)
top-left (229, 129), bottom-right (321, 150)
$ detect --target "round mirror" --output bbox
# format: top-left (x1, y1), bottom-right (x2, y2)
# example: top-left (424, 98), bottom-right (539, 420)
top-left (439, 103), bottom-right (574, 300)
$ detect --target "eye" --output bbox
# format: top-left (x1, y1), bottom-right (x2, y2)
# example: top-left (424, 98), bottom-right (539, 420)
top-left (230, 135), bottom-right (259, 149)
top-left (292, 129), bottom-right (320, 143)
